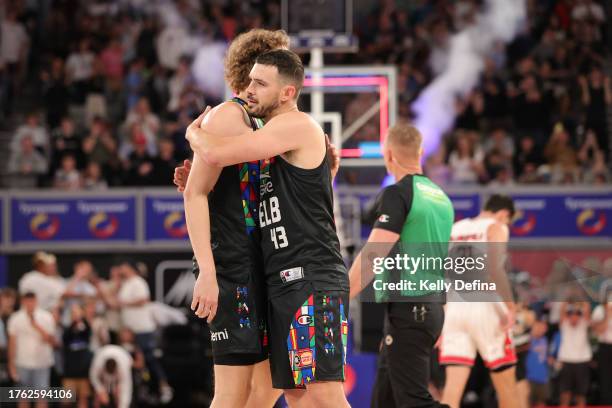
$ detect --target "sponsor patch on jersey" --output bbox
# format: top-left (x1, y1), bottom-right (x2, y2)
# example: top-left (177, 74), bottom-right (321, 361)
top-left (280, 267), bottom-right (304, 283)
top-left (378, 214), bottom-right (390, 223)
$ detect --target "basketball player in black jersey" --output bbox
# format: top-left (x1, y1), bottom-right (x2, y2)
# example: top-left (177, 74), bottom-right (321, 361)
top-left (183, 29), bottom-right (287, 408)
top-left (186, 49), bottom-right (350, 408)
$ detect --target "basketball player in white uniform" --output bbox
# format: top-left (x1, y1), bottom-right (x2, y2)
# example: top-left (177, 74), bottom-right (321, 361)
top-left (440, 194), bottom-right (519, 408)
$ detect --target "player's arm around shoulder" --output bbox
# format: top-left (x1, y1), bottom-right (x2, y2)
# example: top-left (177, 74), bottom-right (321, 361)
top-left (196, 110), bottom-right (321, 167)
top-left (183, 103), bottom-right (251, 199)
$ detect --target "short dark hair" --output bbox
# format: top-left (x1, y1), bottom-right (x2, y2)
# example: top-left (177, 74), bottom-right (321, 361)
top-left (255, 49), bottom-right (304, 97)
top-left (104, 358), bottom-right (118, 375)
top-left (21, 292), bottom-right (36, 300)
top-left (484, 194), bottom-right (515, 218)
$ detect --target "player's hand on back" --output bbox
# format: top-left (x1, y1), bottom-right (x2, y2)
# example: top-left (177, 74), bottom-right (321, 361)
top-left (191, 272), bottom-right (219, 324)
top-left (325, 134), bottom-right (340, 179)
top-left (173, 159), bottom-right (192, 192)
top-left (185, 106), bottom-right (212, 155)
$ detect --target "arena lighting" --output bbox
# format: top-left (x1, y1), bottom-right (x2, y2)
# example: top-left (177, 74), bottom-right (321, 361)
top-left (303, 75), bottom-right (389, 157)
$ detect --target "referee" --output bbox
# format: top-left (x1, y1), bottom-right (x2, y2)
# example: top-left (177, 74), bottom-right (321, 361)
top-left (349, 123), bottom-right (454, 408)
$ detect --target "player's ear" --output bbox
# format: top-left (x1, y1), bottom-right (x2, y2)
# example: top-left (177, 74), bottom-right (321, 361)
top-left (383, 143), bottom-right (393, 167)
top-left (281, 84), bottom-right (297, 102)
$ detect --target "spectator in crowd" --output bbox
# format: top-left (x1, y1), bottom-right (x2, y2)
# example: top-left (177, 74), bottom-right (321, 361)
top-left (7, 135), bottom-right (48, 188)
top-left (62, 304), bottom-right (93, 408)
top-left (19, 252), bottom-right (65, 312)
top-left (10, 112), bottom-right (49, 156)
top-left (82, 161), bottom-right (108, 190)
top-left (83, 297), bottom-right (110, 352)
top-left (152, 137), bottom-right (177, 186)
top-left (41, 57), bottom-right (70, 129)
top-left (424, 145), bottom-right (450, 186)
top-left (448, 132), bottom-right (485, 184)
top-left (526, 317), bottom-right (550, 408)
top-left (0, 315), bottom-right (7, 386)
top-left (544, 123), bottom-right (579, 184)
top-left (89, 345), bottom-right (133, 408)
top-left (62, 261), bottom-right (98, 325)
top-left (7, 292), bottom-right (57, 407)
top-left (557, 301), bottom-right (592, 408)
top-left (53, 154), bottom-right (82, 190)
top-left (0, 288), bottom-right (17, 326)
top-left (95, 266), bottom-right (122, 344)
top-left (514, 303), bottom-right (536, 408)
top-left (514, 135), bottom-right (543, 183)
top-left (0, 9), bottom-right (29, 116)
top-left (483, 128), bottom-right (514, 162)
top-left (579, 67), bottom-right (612, 156)
top-left (511, 74), bottom-right (551, 143)
top-left (578, 130), bottom-right (610, 183)
top-left (119, 122), bottom-right (157, 162)
top-left (81, 117), bottom-right (119, 178)
top-left (124, 58), bottom-right (146, 110)
top-left (123, 98), bottom-right (160, 146)
top-left (572, 0), bottom-right (606, 24)
top-left (122, 131), bottom-right (156, 186)
top-left (65, 38), bottom-right (95, 105)
top-left (99, 38), bottom-right (124, 81)
top-left (84, 58), bottom-right (109, 126)
top-left (593, 297), bottom-right (612, 405)
top-left (50, 117), bottom-right (84, 172)
top-left (118, 328), bottom-right (151, 404)
top-left (167, 56), bottom-right (196, 113)
top-left (484, 148), bottom-right (511, 184)
top-left (116, 262), bottom-right (173, 403)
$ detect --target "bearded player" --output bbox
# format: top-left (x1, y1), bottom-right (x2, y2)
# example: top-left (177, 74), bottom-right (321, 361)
top-left (183, 29), bottom-right (287, 408)
top-left (186, 49), bottom-right (350, 408)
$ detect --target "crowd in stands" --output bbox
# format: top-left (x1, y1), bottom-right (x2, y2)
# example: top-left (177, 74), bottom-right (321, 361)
top-left (502, 257), bottom-right (612, 406)
top-left (1, 0), bottom-right (610, 188)
top-left (0, 252), bottom-right (178, 407)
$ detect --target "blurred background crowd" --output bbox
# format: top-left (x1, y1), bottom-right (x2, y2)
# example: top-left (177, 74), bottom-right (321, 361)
top-left (0, 0), bottom-right (610, 189)
top-left (0, 252), bottom-right (212, 407)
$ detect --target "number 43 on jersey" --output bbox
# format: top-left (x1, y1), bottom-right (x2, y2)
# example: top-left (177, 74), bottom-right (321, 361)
top-left (260, 196), bottom-right (288, 249)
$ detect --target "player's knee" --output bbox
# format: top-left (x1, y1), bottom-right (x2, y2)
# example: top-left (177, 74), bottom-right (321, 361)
top-left (284, 389), bottom-right (309, 407)
top-left (217, 380), bottom-right (251, 399)
top-left (306, 382), bottom-right (347, 407)
top-left (248, 383), bottom-right (281, 406)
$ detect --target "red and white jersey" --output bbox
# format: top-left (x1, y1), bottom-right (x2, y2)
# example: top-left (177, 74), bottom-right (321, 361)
top-left (450, 217), bottom-right (496, 242)
top-left (440, 216), bottom-right (516, 370)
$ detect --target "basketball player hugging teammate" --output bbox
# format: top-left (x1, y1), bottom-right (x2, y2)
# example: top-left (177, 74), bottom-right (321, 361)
top-left (185, 49), bottom-right (350, 407)
top-left (181, 29), bottom-right (288, 408)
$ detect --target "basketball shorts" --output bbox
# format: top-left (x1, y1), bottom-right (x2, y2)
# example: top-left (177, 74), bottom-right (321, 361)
top-left (439, 302), bottom-right (516, 370)
top-left (268, 282), bottom-right (349, 389)
top-left (193, 260), bottom-right (268, 365)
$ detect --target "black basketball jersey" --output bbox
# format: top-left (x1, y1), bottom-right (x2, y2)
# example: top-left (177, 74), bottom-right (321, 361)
top-left (259, 151), bottom-right (348, 296)
top-left (193, 97), bottom-right (263, 281)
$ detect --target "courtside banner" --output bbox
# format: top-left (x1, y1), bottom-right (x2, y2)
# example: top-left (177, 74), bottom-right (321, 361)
top-left (144, 196), bottom-right (189, 241)
top-left (10, 197), bottom-right (136, 243)
top-left (448, 194), bottom-right (480, 221)
top-left (510, 193), bottom-right (612, 238)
